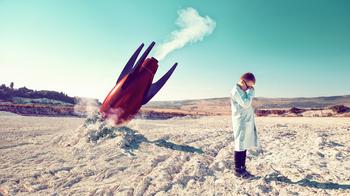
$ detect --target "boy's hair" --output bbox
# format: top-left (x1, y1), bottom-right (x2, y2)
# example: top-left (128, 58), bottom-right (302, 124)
top-left (240, 72), bottom-right (256, 84)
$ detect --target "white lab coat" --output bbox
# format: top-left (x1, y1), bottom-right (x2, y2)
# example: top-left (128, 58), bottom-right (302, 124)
top-left (230, 84), bottom-right (259, 151)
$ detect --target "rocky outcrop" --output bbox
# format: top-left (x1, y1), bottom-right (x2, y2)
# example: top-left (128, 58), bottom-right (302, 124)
top-left (329, 105), bottom-right (350, 114)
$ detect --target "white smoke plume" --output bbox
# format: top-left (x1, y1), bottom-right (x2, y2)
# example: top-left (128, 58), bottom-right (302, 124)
top-left (73, 97), bottom-right (99, 117)
top-left (155, 7), bottom-right (216, 60)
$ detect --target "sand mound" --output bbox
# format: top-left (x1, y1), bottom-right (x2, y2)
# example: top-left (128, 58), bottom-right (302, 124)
top-left (51, 114), bottom-right (147, 155)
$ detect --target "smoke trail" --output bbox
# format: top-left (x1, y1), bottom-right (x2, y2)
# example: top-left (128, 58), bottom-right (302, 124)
top-left (155, 7), bottom-right (216, 60)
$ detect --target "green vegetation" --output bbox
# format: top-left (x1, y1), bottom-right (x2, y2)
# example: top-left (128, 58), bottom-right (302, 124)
top-left (0, 83), bottom-right (75, 104)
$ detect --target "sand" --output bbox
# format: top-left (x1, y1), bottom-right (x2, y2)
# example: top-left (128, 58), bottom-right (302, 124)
top-left (0, 112), bottom-right (349, 195)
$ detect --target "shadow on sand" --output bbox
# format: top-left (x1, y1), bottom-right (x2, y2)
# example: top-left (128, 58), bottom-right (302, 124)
top-left (264, 169), bottom-right (350, 190)
top-left (104, 126), bottom-right (204, 155)
top-left (151, 139), bottom-right (204, 154)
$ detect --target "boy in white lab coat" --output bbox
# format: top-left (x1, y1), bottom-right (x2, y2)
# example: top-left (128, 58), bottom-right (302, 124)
top-left (230, 72), bottom-right (259, 179)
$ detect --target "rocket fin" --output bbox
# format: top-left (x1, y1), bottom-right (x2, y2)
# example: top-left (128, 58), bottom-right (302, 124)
top-left (142, 63), bottom-right (178, 105)
top-left (116, 43), bottom-right (144, 84)
top-left (132, 41), bottom-right (156, 73)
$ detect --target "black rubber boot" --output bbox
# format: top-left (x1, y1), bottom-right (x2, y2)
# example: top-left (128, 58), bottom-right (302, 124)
top-left (234, 150), bottom-right (245, 177)
top-left (234, 150), bottom-right (253, 179)
top-left (241, 150), bottom-right (254, 178)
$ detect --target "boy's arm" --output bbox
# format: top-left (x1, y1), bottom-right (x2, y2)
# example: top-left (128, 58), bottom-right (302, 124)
top-left (231, 87), bottom-right (254, 109)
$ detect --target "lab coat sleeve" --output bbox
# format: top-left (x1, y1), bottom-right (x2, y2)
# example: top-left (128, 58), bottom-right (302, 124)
top-left (231, 87), bottom-right (254, 109)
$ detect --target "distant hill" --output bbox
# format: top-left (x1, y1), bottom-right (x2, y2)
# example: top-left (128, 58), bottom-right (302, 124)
top-left (253, 95), bottom-right (350, 109)
top-left (0, 83), bottom-right (98, 116)
top-left (143, 95), bottom-right (350, 116)
top-left (0, 83), bottom-right (76, 104)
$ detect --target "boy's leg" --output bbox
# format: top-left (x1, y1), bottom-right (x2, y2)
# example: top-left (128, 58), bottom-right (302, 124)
top-left (242, 150), bottom-right (254, 178)
top-left (234, 150), bottom-right (253, 178)
top-left (234, 150), bottom-right (245, 175)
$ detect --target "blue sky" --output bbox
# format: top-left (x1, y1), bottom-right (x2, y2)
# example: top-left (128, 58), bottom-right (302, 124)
top-left (1, 0), bottom-right (350, 101)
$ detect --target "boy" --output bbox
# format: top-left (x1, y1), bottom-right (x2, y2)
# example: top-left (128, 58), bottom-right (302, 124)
top-left (230, 72), bottom-right (259, 179)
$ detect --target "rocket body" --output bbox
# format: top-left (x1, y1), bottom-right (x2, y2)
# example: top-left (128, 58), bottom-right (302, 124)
top-left (100, 58), bottom-right (158, 124)
top-left (99, 42), bottom-right (177, 125)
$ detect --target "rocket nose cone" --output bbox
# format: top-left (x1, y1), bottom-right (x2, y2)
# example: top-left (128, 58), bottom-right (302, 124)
top-left (151, 57), bottom-right (158, 63)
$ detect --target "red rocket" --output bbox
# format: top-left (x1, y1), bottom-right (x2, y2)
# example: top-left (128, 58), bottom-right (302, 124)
top-left (99, 41), bottom-right (177, 125)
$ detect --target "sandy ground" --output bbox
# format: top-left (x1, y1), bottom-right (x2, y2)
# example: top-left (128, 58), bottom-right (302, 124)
top-left (0, 112), bottom-right (349, 195)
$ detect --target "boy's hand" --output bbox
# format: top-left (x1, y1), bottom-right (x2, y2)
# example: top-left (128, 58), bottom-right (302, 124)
top-left (247, 87), bottom-right (254, 94)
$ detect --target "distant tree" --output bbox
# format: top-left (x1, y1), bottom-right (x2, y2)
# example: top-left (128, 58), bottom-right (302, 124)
top-left (10, 82), bottom-right (14, 89)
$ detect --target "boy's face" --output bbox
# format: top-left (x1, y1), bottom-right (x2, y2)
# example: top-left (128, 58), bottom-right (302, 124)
top-left (243, 80), bottom-right (255, 89)
top-left (246, 80), bottom-right (255, 88)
